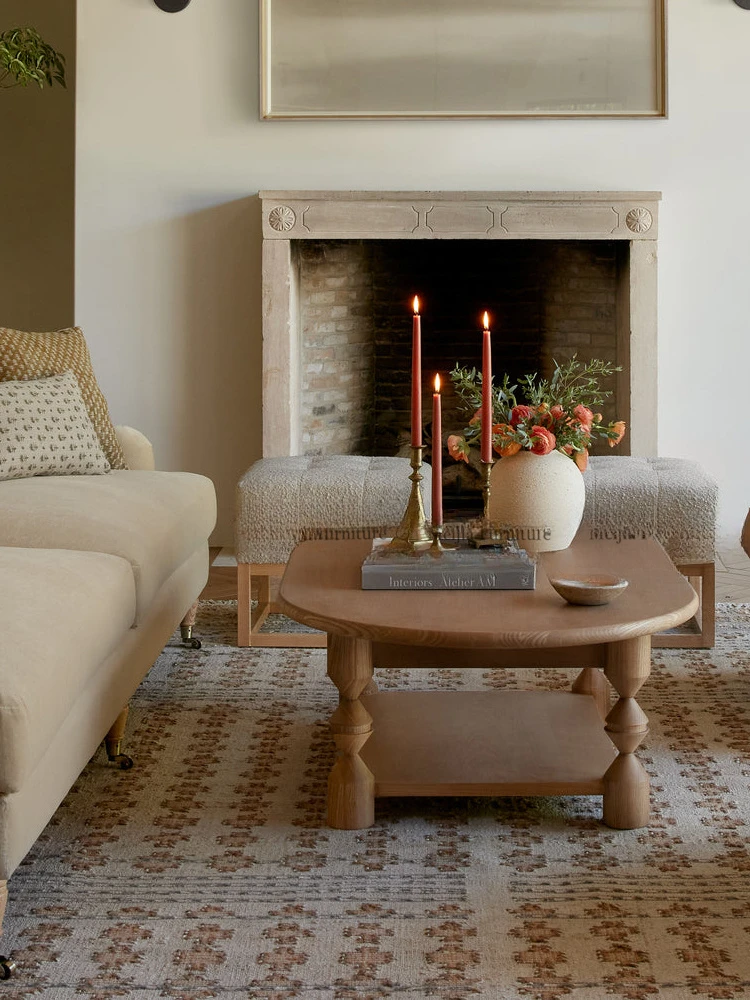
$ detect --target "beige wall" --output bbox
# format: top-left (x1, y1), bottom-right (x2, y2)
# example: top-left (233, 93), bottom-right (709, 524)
top-left (75, 0), bottom-right (750, 544)
top-left (0, 0), bottom-right (75, 330)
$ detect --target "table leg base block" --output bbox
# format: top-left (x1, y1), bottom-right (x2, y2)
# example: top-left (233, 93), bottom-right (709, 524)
top-left (327, 758), bottom-right (375, 830)
top-left (602, 753), bottom-right (650, 829)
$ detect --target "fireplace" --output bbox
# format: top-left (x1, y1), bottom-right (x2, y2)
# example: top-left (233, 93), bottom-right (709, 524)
top-left (260, 191), bottom-right (660, 468)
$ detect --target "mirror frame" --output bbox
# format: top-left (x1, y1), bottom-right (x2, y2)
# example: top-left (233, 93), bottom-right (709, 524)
top-left (260, 0), bottom-right (667, 121)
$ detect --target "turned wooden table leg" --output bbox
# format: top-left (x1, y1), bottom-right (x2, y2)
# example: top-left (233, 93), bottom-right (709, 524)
top-left (326, 633), bottom-right (375, 830)
top-left (0, 880), bottom-right (7, 935)
top-left (603, 636), bottom-right (651, 829)
top-left (572, 667), bottom-right (610, 721)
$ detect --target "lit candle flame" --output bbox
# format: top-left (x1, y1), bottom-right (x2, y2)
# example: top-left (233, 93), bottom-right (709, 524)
top-left (434, 373), bottom-right (441, 393)
top-left (413, 295), bottom-right (420, 314)
top-left (482, 311), bottom-right (490, 330)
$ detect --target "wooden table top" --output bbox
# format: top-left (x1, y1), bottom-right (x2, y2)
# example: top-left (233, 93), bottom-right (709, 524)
top-left (277, 538), bottom-right (699, 649)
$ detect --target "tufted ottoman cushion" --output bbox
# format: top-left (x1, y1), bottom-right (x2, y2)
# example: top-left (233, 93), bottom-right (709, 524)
top-left (582, 457), bottom-right (717, 564)
top-left (236, 455), bottom-right (431, 565)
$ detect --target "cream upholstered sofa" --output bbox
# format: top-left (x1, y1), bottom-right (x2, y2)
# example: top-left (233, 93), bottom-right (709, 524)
top-left (0, 427), bottom-right (216, 974)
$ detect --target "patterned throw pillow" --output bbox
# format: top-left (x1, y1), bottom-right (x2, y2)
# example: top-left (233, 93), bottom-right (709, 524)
top-left (0, 371), bottom-right (111, 481)
top-left (0, 325), bottom-right (127, 469)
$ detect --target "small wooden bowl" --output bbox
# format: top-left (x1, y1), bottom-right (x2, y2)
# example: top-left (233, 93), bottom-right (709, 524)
top-left (548, 574), bottom-right (629, 606)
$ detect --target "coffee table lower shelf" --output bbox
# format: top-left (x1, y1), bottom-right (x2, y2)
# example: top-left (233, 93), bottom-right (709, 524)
top-left (359, 690), bottom-right (617, 798)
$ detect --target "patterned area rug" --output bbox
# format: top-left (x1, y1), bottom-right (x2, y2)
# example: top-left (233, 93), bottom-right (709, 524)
top-left (3, 603), bottom-right (750, 999)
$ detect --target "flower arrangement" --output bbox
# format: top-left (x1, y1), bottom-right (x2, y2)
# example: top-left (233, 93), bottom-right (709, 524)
top-left (446, 356), bottom-right (626, 473)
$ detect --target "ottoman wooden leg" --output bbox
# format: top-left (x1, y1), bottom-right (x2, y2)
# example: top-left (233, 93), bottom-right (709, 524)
top-left (237, 562), bottom-right (326, 649)
top-left (0, 880), bottom-right (7, 936)
top-left (652, 562), bottom-right (715, 649)
top-left (237, 562), bottom-right (253, 646)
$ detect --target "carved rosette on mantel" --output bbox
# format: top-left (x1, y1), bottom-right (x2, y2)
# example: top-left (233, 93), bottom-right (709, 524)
top-left (261, 191), bottom-right (660, 242)
top-left (268, 205), bottom-right (296, 232)
top-left (258, 190), bottom-right (661, 461)
top-left (626, 207), bottom-right (653, 234)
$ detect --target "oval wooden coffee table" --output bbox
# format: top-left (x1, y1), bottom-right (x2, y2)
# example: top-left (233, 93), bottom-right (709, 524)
top-left (277, 537), bottom-right (698, 832)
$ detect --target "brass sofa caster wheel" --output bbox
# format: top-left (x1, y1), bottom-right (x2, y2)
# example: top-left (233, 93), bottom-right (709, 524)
top-left (108, 753), bottom-right (134, 770)
top-left (1, 955), bottom-right (16, 980)
top-left (180, 623), bottom-right (201, 649)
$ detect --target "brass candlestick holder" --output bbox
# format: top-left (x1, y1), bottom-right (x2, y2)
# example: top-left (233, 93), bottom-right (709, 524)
top-left (386, 445), bottom-right (432, 553)
top-left (471, 459), bottom-right (497, 548)
top-left (481, 459), bottom-right (493, 519)
top-left (429, 524), bottom-right (456, 555)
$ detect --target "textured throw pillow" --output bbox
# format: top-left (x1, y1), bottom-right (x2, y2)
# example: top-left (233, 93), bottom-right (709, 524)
top-left (0, 371), bottom-right (111, 481)
top-left (0, 325), bottom-right (127, 469)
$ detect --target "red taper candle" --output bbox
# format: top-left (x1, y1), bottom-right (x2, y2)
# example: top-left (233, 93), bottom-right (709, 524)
top-left (432, 373), bottom-right (443, 528)
top-left (481, 311), bottom-right (493, 463)
top-left (411, 296), bottom-right (422, 447)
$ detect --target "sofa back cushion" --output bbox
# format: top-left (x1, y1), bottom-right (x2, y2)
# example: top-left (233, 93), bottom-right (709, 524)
top-left (0, 371), bottom-right (110, 481)
top-left (0, 325), bottom-right (127, 469)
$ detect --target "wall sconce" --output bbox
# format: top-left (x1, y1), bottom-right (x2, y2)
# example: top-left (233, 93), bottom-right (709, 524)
top-left (154, 0), bottom-right (191, 10)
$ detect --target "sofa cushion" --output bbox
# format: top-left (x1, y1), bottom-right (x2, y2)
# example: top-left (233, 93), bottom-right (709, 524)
top-left (0, 547), bottom-right (136, 794)
top-left (0, 470), bottom-right (216, 623)
top-left (0, 371), bottom-right (110, 481)
top-left (0, 325), bottom-right (127, 469)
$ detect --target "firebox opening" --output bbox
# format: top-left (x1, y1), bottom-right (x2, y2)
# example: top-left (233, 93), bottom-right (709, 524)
top-left (297, 238), bottom-right (630, 505)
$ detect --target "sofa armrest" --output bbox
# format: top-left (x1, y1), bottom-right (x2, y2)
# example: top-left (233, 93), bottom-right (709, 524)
top-left (115, 426), bottom-right (156, 471)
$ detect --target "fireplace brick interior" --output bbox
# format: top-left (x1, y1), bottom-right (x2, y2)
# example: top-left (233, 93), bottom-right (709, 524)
top-left (298, 238), bottom-right (627, 473)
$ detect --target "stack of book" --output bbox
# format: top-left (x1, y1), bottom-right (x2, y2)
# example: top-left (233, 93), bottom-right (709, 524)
top-left (361, 539), bottom-right (536, 591)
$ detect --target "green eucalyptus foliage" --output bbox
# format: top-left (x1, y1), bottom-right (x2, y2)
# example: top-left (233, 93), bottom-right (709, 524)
top-left (0, 27), bottom-right (66, 90)
top-left (448, 356), bottom-right (625, 463)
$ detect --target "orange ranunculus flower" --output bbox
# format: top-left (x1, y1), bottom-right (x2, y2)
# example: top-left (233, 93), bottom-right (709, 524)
top-left (529, 425), bottom-right (556, 456)
top-left (447, 434), bottom-right (470, 463)
top-left (469, 407), bottom-right (482, 426)
top-left (593, 413), bottom-right (603, 424)
top-left (574, 448), bottom-right (589, 472)
top-left (510, 404), bottom-right (535, 427)
top-left (608, 420), bottom-right (626, 447)
top-left (550, 404), bottom-right (565, 421)
top-left (572, 404), bottom-right (594, 427)
top-left (493, 423), bottom-right (521, 457)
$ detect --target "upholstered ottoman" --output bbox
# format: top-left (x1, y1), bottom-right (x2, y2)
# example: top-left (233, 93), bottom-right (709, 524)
top-left (235, 456), bottom-right (432, 647)
top-left (583, 456), bottom-right (718, 647)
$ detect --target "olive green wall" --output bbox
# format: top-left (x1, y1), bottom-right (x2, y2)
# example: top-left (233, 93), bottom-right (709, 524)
top-left (0, 0), bottom-right (75, 330)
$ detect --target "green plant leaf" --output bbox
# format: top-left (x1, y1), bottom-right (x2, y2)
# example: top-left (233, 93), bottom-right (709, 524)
top-left (0, 26), bottom-right (66, 90)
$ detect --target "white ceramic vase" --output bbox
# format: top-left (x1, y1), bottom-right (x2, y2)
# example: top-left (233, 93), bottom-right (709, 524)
top-left (487, 449), bottom-right (586, 553)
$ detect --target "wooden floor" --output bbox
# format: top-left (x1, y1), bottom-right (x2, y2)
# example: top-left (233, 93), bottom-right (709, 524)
top-left (200, 547), bottom-right (238, 601)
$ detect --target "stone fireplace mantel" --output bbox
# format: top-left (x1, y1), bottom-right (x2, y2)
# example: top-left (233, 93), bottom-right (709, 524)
top-left (260, 190), bottom-right (660, 457)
